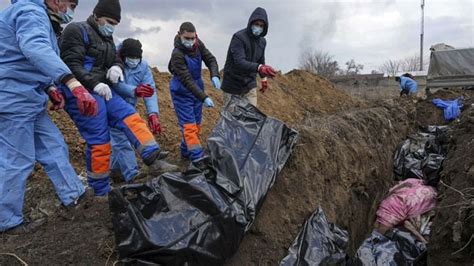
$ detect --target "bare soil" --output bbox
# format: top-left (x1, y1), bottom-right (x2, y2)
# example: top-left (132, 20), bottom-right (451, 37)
top-left (0, 70), bottom-right (472, 266)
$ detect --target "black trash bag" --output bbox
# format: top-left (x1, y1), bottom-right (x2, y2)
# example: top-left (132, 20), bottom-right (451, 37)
top-left (109, 97), bottom-right (299, 265)
top-left (280, 207), bottom-right (349, 266)
top-left (208, 97), bottom-right (299, 229)
top-left (109, 173), bottom-right (245, 265)
top-left (393, 126), bottom-right (448, 185)
top-left (421, 153), bottom-right (445, 186)
top-left (354, 229), bottom-right (427, 266)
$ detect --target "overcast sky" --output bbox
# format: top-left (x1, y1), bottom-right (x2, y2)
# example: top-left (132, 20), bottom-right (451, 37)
top-left (1, 0), bottom-right (473, 73)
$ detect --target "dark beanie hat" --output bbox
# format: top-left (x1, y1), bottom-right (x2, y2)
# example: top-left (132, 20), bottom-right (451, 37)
top-left (93, 0), bottom-right (121, 22)
top-left (121, 38), bottom-right (143, 58)
top-left (179, 22), bottom-right (196, 33)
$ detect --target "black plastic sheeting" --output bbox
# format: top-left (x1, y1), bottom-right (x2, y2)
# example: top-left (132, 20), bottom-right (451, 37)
top-left (109, 98), bottom-right (299, 265)
top-left (355, 230), bottom-right (427, 266)
top-left (280, 208), bottom-right (427, 266)
top-left (280, 207), bottom-right (349, 266)
top-left (393, 126), bottom-right (449, 186)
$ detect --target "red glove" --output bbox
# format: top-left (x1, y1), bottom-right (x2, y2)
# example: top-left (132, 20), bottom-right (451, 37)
top-left (260, 79), bottom-right (269, 93)
top-left (71, 86), bottom-right (98, 116)
top-left (135, 84), bottom-right (154, 98)
top-left (258, 64), bottom-right (277, 78)
top-left (48, 87), bottom-right (65, 111)
top-left (148, 113), bottom-right (162, 135)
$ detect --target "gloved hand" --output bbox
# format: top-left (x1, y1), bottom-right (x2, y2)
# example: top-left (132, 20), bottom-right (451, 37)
top-left (260, 78), bottom-right (269, 93)
top-left (258, 64), bottom-right (277, 78)
top-left (66, 79), bottom-right (97, 116)
top-left (148, 113), bottom-right (162, 135)
top-left (48, 86), bottom-right (65, 111)
top-left (135, 84), bottom-right (154, 98)
top-left (204, 97), bottom-right (214, 108)
top-left (106, 65), bottom-right (124, 84)
top-left (211, 76), bottom-right (221, 90)
top-left (93, 83), bottom-right (113, 101)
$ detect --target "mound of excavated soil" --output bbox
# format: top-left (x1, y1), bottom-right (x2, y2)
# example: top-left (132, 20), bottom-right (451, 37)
top-left (415, 88), bottom-right (473, 128)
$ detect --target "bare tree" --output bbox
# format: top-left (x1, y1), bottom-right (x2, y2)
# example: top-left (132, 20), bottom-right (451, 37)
top-left (401, 55), bottom-right (421, 72)
top-left (379, 59), bottom-right (401, 76)
top-left (299, 49), bottom-right (340, 78)
top-left (344, 59), bottom-right (364, 75)
top-left (380, 55), bottom-right (430, 76)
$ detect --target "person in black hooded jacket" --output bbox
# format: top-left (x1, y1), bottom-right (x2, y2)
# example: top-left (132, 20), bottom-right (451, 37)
top-left (221, 7), bottom-right (277, 107)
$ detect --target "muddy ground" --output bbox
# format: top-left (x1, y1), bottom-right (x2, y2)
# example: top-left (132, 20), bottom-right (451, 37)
top-left (0, 70), bottom-right (472, 265)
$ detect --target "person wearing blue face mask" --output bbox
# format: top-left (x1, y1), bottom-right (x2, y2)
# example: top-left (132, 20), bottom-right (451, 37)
top-left (110, 38), bottom-right (161, 182)
top-left (168, 22), bottom-right (221, 171)
top-left (48, 0), bottom-right (78, 38)
top-left (59, 0), bottom-right (178, 196)
top-left (222, 7), bottom-right (277, 107)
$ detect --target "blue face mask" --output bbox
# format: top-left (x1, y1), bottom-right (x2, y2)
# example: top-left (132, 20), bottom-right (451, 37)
top-left (181, 38), bottom-right (195, 49)
top-left (98, 23), bottom-right (115, 37)
top-left (251, 25), bottom-right (264, 36)
top-left (125, 57), bottom-right (141, 68)
top-left (60, 8), bottom-right (74, 24)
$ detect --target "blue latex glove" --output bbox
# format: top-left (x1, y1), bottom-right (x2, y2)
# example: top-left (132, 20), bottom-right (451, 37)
top-left (211, 77), bottom-right (221, 90)
top-left (204, 97), bottom-right (215, 108)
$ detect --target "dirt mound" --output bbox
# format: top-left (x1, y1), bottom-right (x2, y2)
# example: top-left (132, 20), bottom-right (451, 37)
top-left (428, 106), bottom-right (474, 265)
top-left (415, 88), bottom-right (473, 128)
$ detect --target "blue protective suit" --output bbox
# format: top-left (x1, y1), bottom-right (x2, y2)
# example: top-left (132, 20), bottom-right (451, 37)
top-left (170, 51), bottom-right (205, 161)
top-left (432, 98), bottom-right (463, 121)
top-left (59, 21), bottom-right (161, 195)
top-left (0, 0), bottom-right (85, 231)
top-left (399, 76), bottom-right (418, 94)
top-left (111, 60), bottom-right (159, 181)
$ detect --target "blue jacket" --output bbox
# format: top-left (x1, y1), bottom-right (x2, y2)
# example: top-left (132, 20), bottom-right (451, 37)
top-left (114, 60), bottom-right (159, 115)
top-left (0, 0), bottom-right (72, 118)
top-left (222, 7), bottom-right (268, 95)
top-left (399, 76), bottom-right (417, 94)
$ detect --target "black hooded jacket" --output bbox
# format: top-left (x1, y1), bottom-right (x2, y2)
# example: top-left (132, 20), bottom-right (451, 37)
top-left (221, 7), bottom-right (268, 95)
top-left (168, 35), bottom-right (220, 101)
top-left (60, 15), bottom-right (123, 90)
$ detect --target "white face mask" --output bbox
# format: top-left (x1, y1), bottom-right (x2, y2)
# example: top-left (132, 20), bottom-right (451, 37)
top-left (251, 25), bottom-right (264, 36)
top-left (125, 57), bottom-right (140, 68)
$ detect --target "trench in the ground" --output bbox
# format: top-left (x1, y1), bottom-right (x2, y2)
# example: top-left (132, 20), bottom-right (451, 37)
top-left (230, 102), bottom-right (419, 264)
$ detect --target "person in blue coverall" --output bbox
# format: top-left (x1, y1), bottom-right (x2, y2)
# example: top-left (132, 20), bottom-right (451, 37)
top-left (59, 0), bottom-right (178, 196)
top-left (168, 22), bottom-right (221, 170)
top-left (0, 0), bottom-right (99, 234)
top-left (111, 38), bottom-right (161, 182)
top-left (396, 74), bottom-right (418, 96)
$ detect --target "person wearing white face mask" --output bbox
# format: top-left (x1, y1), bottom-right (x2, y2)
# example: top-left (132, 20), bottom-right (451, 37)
top-left (110, 38), bottom-right (161, 183)
top-left (222, 7), bottom-right (277, 107)
top-left (59, 0), bottom-right (178, 196)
